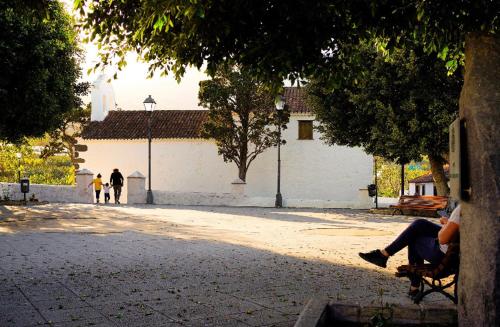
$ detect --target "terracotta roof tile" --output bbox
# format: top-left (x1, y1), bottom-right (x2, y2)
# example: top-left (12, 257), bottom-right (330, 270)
top-left (82, 87), bottom-right (311, 140)
top-left (409, 168), bottom-right (450, 183)
top-left (284, 87), bottom-right (311, 113)
top-left (82, 110), bottom-right (208, 140)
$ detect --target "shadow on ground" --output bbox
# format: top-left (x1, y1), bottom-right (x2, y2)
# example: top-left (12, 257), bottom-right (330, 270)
top-left (0, 204), bottom-right (453, 327)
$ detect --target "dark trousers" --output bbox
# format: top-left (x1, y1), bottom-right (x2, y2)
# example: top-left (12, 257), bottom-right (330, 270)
top-left (385, 219), bottom-right (445, 286)
top-left (104, 193), bottom-right (110, 203)
top-left (95, 190), bottom-right (101, 202)
top-left (113, 185), bottom-right (122, 202)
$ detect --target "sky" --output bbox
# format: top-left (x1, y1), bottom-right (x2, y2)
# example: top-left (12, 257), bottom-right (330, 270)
top-left (62, 0), bottom-right (208, 111)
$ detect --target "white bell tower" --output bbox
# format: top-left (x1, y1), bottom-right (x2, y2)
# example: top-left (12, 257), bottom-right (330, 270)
top-left (90, 74), bottom-right (116, 121)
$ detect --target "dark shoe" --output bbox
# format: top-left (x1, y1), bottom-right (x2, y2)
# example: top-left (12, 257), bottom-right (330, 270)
top-left (359, 250), bottom-right (388, 268)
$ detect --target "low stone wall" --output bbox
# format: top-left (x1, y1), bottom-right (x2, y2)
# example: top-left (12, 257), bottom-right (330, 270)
top-left (132, 190), bottom-right (372, 208)
top-left (127, 171), bottom-right (373, 208)
top-left (0, 169), bottom-right (94, 204)
top-left (0, 183), bottom-right (78, 203)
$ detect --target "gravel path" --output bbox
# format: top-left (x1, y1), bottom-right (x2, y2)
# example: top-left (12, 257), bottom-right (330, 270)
top-left (0, 204), bottom-right (454, 326)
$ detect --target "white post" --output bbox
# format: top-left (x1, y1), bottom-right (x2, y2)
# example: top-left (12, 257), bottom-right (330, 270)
top-left (127, 171), bottom-right (147, 204)
top-left (75, 169), bottom-right (94, 203)
top-left (357, 188), bottom-right (372, 209)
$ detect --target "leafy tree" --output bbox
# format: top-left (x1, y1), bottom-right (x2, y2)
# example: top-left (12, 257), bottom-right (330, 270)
top-left (199, 66), bottom-right (289, 182)
top-left (376, 157), bottom-right (430, 197)
top-left (41, 83), bottom-right (91, 162)
top-left (0, 1), bottom-right (82, 143)
top-left (307, 42), bottom-right (461, 195)
top-left (0, 142), bottom-right (75, 185)
top-left (76, 1), bottom-right (497, 82)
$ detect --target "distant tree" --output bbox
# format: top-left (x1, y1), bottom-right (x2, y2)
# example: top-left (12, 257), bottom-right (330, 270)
top-left (0, 141), bottom-right (74, 185)
top-left (40, 83), bottom-right (91, 161)
top-left (307, 42), bottom-right (461, 195)
top-left (376, 157), bottom-right (430, 197)
top-left (0, 1), bottom-right (82, 143)
top-left (199, 66), bottom-right (289, 182)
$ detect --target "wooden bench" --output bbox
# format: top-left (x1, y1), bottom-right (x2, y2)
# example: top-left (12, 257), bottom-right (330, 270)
top-left (395, 242), bottom-right (460, 304)
top-left (390, 195), bottom-right (448, 216)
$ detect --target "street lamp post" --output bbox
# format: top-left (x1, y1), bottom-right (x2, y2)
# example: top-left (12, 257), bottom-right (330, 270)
top-left (143, 95), bottom-right (156, 204)
top-left (274, 95), bottom-right (285, 208)
top-left (16, 153), bottom-right (21, 182)
top-left (374, 157), bottom-right (378, 209)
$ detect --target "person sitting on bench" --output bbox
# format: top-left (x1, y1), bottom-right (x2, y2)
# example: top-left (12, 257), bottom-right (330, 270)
top-left (359, 204), bottom-right (461, 298)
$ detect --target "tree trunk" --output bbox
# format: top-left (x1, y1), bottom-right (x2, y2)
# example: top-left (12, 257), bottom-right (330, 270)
top-left (238, 164), bottom-right (247, 182)
top-left (428, 154), bottom-right (449, 196)
top-left (458, 33), bottom-right (500, 327)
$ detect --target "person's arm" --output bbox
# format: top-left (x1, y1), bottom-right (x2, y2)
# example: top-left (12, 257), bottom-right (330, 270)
top-left (438, 221), bottom-right (459, 244)
top-left (438, 204), bottom-right (461, 244)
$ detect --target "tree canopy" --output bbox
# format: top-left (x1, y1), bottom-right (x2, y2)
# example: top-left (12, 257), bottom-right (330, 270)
top-left (307, 42), bottom-right (462, 194)
top-left (0, 1), bottom-right (82, 142)
top-left (199, 66), bottom-right (289, 182)
top-left (40, 83), bottom-right (90, 162)
top-left (77, 1), bottom-right (498, 82)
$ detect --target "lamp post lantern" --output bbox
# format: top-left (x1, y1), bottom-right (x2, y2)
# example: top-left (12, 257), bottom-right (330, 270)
top-left (143, 95), bottom-right (156, 204)
top-left (274, 95), bottom-right (285, 208)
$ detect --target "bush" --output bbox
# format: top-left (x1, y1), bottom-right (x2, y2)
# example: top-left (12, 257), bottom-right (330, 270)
top-left (0, 142), bottom-right (74, 185)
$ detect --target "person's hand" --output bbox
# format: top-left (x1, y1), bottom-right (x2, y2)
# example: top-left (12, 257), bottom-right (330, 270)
top-left (439, 217), bottom-right (448, 225)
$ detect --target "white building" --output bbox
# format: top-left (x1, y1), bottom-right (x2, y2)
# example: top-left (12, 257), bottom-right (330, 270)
top-left (408, 169), bottom-right (450, 196)
top-left (79, 78), bottom-right (373, 208)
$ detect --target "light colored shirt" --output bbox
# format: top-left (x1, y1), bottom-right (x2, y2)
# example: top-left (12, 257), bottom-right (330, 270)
top-left (440, 204), bottom-right (461, 253)
top-left (103, 185), bottom-right (111, 193)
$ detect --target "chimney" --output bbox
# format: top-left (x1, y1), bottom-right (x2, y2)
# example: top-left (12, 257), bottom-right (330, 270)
top-left (90, 74), bottom-right (116, 121)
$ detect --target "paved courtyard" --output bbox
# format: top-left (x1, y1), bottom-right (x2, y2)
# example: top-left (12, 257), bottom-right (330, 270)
top-left (0, 204), bottom-right (454, 326)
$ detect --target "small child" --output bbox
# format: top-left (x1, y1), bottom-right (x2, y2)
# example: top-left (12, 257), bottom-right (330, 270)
top-left (103, 183), bottom-right (112, 204)
top-left (88, 173), bottom-right (103, 203)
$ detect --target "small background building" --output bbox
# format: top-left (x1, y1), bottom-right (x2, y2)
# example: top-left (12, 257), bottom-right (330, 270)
top-left (79, 78), bottom-right (373, 208)
top-left (408, 168), bottom-right (450, 196)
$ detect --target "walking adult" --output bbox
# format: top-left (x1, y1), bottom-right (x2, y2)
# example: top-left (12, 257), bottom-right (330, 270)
top-left (110, 168), bottom-right (124, 204)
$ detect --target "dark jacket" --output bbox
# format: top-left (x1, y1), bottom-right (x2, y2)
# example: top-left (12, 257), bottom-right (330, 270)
top-left (110, 171), bottom-right (124, 186)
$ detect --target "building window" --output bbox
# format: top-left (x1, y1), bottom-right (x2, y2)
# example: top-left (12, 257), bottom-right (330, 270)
top-left (298, 121), bottom-right (313, 140)
top-left (422, 184), bottom-right (426, 195)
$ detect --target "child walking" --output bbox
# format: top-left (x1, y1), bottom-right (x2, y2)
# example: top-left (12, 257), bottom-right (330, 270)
top-left (103, 183), bottom-right (112, 204)
top-left (88, 173), bottom-right (103, 203)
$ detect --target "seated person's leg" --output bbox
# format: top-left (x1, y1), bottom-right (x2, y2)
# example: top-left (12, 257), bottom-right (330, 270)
top-left (385, 219), bottom-right (441, 256)
top-left (414, 236), bottom-right (445, 265)
top-left (359, 219), bottom-right (441, 268)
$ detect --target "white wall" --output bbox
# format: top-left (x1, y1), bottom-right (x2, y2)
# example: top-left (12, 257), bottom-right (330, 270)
top-left (79, 115), bottom-right (373, 207)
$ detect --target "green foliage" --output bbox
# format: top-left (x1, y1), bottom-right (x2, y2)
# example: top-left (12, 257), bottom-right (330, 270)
top-left (76, 1), bottom-right (498, 83)
top-left (199, 66), bottom-right (289, 181)
top-left (306, 41), bottom-right (461, 165)
top-left (0, 1), bottom-right (82, 143)
top-left (41, 92), bottom-right (91, 161)
top-left (377, 157), bottom-right (430, 197)
top-left (0, 142), bottom-right (74, 185)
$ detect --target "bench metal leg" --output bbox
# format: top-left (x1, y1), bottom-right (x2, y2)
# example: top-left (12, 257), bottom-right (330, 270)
top-left (413, 276), bottom-right (457, 304)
